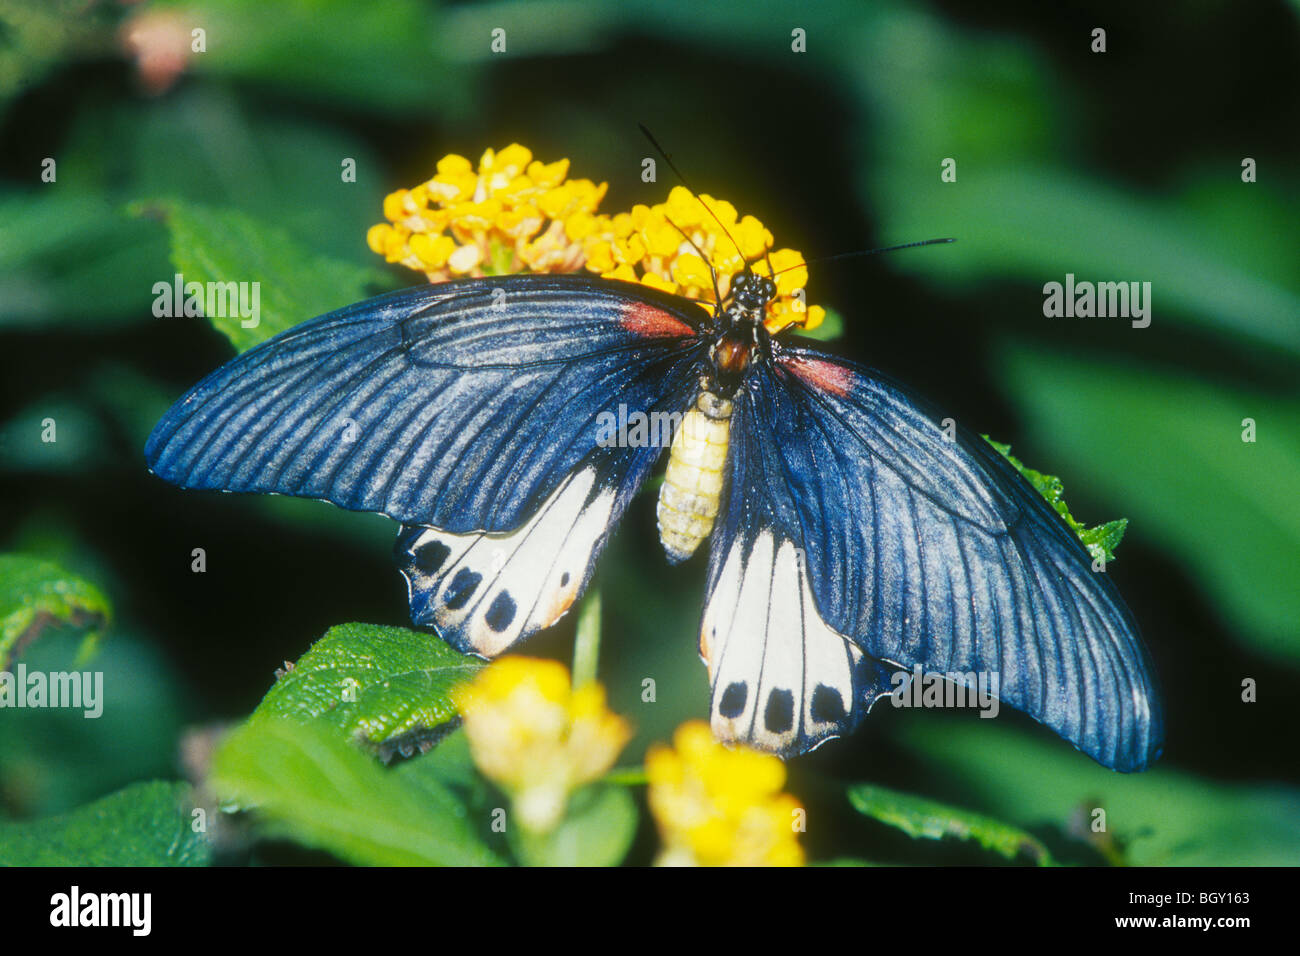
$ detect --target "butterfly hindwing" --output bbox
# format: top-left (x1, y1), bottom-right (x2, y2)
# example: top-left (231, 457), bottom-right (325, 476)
top-left (396, 455), bottom-right (624, 656)
top-left (703, 345), bottom-right (1162, 771)
top-left (701, 523), bottom-right (900, 754)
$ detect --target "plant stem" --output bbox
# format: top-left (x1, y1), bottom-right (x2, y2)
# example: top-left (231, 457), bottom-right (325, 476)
top-left (604, 766), bottom-right (648, 787)
top-left (572, 588), bottom-right (602, 688)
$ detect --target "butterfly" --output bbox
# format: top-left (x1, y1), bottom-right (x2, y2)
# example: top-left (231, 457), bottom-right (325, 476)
top-left (145, 247), bottom-right (1163, 772)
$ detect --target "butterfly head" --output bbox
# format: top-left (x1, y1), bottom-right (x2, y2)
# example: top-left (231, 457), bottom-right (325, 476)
top-left (724, 270), bottom-right (777, 324)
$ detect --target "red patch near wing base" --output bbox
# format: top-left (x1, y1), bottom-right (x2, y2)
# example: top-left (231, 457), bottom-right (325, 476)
top-left (780, 355), bottom-right (855, 396)
top-left (620, 301), bottom-right (695, 339)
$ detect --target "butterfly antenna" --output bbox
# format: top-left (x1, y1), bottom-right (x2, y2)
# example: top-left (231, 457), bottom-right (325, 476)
top-left (663, 213), bottom-right (725, 311)
top-left (639, 123), bottom-right (748, 268)
top-left (768, 237), bottom-right (957, 279)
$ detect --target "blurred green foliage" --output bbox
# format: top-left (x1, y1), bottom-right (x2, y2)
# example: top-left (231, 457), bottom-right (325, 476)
top-left (0, 780), bottom-right (209, 866)
top-left (148, 0), bottom-right (478, 117)
top-left (997, 342), bottom-right (1300, 663)
top-left (214, 617), bottom-right (638, 866)
top-left (0, 628), bottom-right (191, 819)
top-left (213, 717), bottom-right (503, 866)
top-left (1, 0), bottom-right (1296, 865)
top-left (899, 715), bottom-right (1300, 866)
top-left (140, 198), bottom-right (390, 351)
top-left (0, 553), bottom-right (109, 668)
top-left (848, 781), bottom-right (1055, 865)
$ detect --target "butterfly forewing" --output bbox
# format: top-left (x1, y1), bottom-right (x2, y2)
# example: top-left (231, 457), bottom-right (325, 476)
top-left (146, 275), bottom-right (708, 646)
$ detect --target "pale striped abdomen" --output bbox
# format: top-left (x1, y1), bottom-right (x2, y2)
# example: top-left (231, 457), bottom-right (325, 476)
top-left (657, 389), bottom-right (733, 562)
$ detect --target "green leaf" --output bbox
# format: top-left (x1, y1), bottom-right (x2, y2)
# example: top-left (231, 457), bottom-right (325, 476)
top-left (508, 784), bottom-right (638, 867)
top-left (996, 341), bottom-right (1300, 664)
top-left (3, 91), bottom-right (387, 330)
top-left (249, 622), bottom-right (481, 755)
top-left (0, 781), bottom-right (210, 866)
top-left (134, 199), bottom-right (389, 352)
top-left (898, 715), bottom-right (1300, 866)
top-left (983, 437), bottom-right (1128, 565)
top-left (0, 554), bottom-right (110, 669)
top-left (211, 718), bottom-right (502, 867)
top-left (847, 782), bottom-right (1054, 865)
top-left (392, 728), bottom-right (513, 855)
top-left (394, 728), bottom-right (488, 803)
top-left (793, 305), bottom-right (845, 342)
top-left (603, 766), bottom-right (649, 787)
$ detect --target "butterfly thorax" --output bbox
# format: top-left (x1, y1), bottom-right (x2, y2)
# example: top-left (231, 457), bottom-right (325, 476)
top-left (711, 276), bottom-right (774, 387)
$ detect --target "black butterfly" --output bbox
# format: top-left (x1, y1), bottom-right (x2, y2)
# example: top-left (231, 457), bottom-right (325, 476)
top-left (146, 264), bottom-right (1163, 770)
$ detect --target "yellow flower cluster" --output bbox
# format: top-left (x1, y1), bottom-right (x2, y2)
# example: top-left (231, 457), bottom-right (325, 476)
top-left (368, 144), bottom-right (825, 334)
top-left (587, 186), bottom-right (825, 334)
top-left (647, 721), bottom-right (805, 866)
top-left (366, 144), bottom-right (607, 280)
top-left (451, 657), bottom-right (630, 833)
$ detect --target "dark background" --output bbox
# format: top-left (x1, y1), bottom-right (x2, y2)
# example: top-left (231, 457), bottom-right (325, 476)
top-left (1, 0), bottom-right (1297, 865)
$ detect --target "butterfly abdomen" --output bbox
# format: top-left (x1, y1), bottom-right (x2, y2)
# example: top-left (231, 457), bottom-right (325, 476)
top-left (658, 387), bottom-right (733, 563)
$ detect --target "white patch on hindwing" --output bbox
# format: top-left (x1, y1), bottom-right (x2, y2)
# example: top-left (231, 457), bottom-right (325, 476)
top-left (700, 530), bottom-right (863, 756)
top-left (398, 468), bottom-right (615, 657)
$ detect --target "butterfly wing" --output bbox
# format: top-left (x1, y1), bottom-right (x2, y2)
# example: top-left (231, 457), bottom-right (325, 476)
top-left (147, 274), bottom-right (708, 654)
top-left (701, 344), bottom-right (1163, 771)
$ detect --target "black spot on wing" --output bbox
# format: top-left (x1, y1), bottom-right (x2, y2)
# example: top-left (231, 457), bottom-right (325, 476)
top-left (443, 567), bottom-right (481, 610)
top-left (719, 682), bottom-right (747, 719)
top-left (414, 540), bottom-right (451, 575)
top-left (811, 684), bottom-right (847, 724)
top-left (764, 688), bottom-right (794, 734)
top-left (485, 591), bottom-right (517, 632)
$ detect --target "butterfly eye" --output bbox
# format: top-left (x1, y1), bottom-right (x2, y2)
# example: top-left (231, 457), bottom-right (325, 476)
top-left (730, 273), bottom-right (748, 290)
top-left (760, 277), bottom-right (776, 299)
